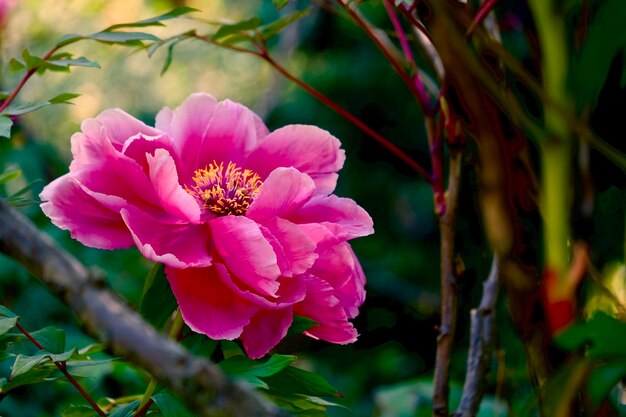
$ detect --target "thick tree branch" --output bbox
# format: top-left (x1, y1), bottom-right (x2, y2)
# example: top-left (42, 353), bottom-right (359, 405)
top-left (455, 256), bottom-right (500, 417)
top-left (0, 199), bottom-right (290, 417)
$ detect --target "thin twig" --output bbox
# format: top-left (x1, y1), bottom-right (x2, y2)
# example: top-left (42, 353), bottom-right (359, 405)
top-left (15, 322), bottom-right (106, 416)
top-left (454, 256), bottom-right (500, 417)
top-left (432, 147), bottom-right (464, 417)
top-left (0, 199), bottom-right (290, 417)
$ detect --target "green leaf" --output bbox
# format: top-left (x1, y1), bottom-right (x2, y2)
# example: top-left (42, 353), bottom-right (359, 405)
top-left (0, 316), bottom-right (18, 336)
top-left (77, 343), bottom-right (105, 356)
top-left (572, 0), bottom-right (626, 109)
top-left (88, 31), bottom-right (160, 44)
top-left (46, 57), bottom-right (100, 70)
top-left (0, 169), bottom-right (21, 185)
top-left (50, 93), bottom-right (81, 105)
top-left (9, 58), bottom-right (25, 72)
top-left (556, 312), bottom-right (626, 358)
top-left (30, 326), bottom-right (66, 354)
top-left (212, 17), bottom-right (262, 41)
top-left (139, 263), bottom-right (177, 328)
top-left (108, 400), bottom-right (140, 417)
top-left (61, 405), bottom-right (101, 417)
top-left (180, 333), bottom-right (218, 359)
top-left (588, 360), bottom-right (626, 406)
top-left (220, 354), bottom-right (296, 389)
top-left (11, 348), bottom-right (75, 378)
top-left (0, 115), bottom-right (13, 139)
top-left (153, 391), bottom-right (195, 417)
top-left (1, 101), bottom-right (51, 116)
top-left (288, 316), bottom-right (318, 335)
top-left (0, 368), bottom-right (56, 394)
top-left (0, 305), bottom-right (17, 317)
top-left (161, 41), bottom-right (180, 75)
top-left (273, 0), bottom-right (290, 10)
top-left (105, 7), bottom-right (198, 31)
top-left (264, 366), bottom-right (340, 397)
top-left (259, 9), bottom-right (310, 39)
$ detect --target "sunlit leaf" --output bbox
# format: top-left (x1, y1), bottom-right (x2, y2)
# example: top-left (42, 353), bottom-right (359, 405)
top-left (56, 31), bottom-right (159, 48)
top-left (212, 17), bottom-right (262, 41)
top-left (0, 316), bottom-right (17, 336)
top-left (50, 93), bottom-right (81, 105)
top-left (46, 57), bottom-right (100, 70)
top-left (153, 391), bottom-right (195, 417)
top-left (8, 58), bottom-right (25, 72)
top-left (0, 115), bottom-right (13, 138)
top-left (139, 263), bottom-right (177, 328)
top-left (105, 7), bottom-right (198, 31)
top-left (0, 169), bottom-right (21, 185)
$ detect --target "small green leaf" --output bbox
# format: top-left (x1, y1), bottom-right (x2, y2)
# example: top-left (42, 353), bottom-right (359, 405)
top-left (588, 360), bottom-right (626, 406)
top-left (0, 169), bottom-right (21, 185)
top-left (105, 7), bottom-right (198, 31)
top-left (288, 316), bottom-right (318, 335)
top-left (0, 316), bottom-right (18, 336)
top-left (0, 368), bottom-right (56, 394)
top-left (30, 326), bottom-right (66, 354)
top-left (1, 101), bottom-right (50, 116)
top-left (88, 31), bottom-right (160, 44)
top-left (0, 116), bottom-right (13, 139)
top-left (77, 343), bottom-right (105, 356)
top-left (220, 354), bottom-right (296, 389)
top-left (212, 17), bottom-right (262, 41)
top-left (161, 41), bottom-right (180, 75)
top-left (9, 58), bottom-right (25, 72)
top-left (61, 405), bottom-right (100, 417)
top-left (259, 9), bottom-right (310, 39)
top-left (11, 348), bottom-right (75, 378)
top-left (181, 333), bottom-right (218, 359)
top-left (50, 93), bottom-right (81, 105)
top-left (153, 391), bottom-right (195, 417)
top-left (556, 312), bottom-right (626, 358)
top-left (273, 0), bottom-right (290, 10)
top-left (46, 57), bottom-right (100, 69)
top-left (264, 366), bottom-right (340, 397)
top-left (108, 400), bottom-right (140, 417)
top-left (0, 305), bottom-right (17, 318)
top-left (139, 263), bottom-right (177, 328)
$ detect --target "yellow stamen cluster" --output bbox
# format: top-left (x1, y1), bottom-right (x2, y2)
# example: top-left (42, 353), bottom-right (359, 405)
top-left (187, 161), bottom-right (263, 216)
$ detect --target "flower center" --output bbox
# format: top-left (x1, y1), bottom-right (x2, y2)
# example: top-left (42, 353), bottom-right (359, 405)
top-left (186, 161), bottom-right (263, 216)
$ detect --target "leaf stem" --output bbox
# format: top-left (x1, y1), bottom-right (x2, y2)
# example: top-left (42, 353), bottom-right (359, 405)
top-left (15, 322), bottom-right (106, 416)
top-left (134, 308), bottom-right (184, 417)
top-left (0, 46), bottom-right (59, 114)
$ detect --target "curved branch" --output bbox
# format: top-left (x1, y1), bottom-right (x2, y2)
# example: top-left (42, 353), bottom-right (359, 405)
top-left (0, 199), bottom-right (290, 417)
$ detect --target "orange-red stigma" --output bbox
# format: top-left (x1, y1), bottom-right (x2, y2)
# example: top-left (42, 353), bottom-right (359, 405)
top-left (186, 161), bottom-right (263, 216)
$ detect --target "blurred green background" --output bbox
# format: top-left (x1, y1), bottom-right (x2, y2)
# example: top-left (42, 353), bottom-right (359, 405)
top-left (0, 1), bottom-right (544, 416)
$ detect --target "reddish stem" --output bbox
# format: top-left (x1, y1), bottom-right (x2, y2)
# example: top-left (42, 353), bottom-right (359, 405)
top-left (133, 399), bottom-right (154, 417)
top-left (337, 0), bottom-right (432, 113)
top-left (466, 0), bottom-right (500, 37)
top-left (383, 0), bottom-right (429, 107)
top-left (0, 46), bottom-right (59, 114)
top-left (396, 3), bottom-right (431, 42)
top-left (259, 49), bottom-right (433, 183)
top-left (15, 322), bottom-right (106, 416)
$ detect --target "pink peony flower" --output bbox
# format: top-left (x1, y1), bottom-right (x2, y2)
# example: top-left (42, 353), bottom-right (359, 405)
top-left (40, 93), bottom-right (373, 358)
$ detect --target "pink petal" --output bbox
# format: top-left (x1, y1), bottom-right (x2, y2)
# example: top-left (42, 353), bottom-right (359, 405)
top-left (311, 243), bottom-right (366, 318)
top-left (246, 125), bottom-right (345, 193)
top-left (40, 175), bottom-right (133, 249)
top-left (220, 269), bottom-right (306, 309)
top-left (156, 93), bottom-right (218, 162)
top-left (210, 215), bottom-right (280, 297)
top-left (69, 120), bottom-right (119, 171)
top-left (247, 168), bottom-right (315, 221)
top-left (260, 218), bottom-right (317, 277)
top-left (241, 308), bottom-right (293, 359)
top-left (146, 149), bottom-right (201, 222)
top-left (120, 207), bottom-right (212, 268)
top-left (121, 132), bottom-right (181, 170)
top-left (295, 276), bottom-right (358, 344)
top-left (166, 264), bottom-right (259, 340)
top-left (193, 99), bottom-right (263, 169)
top-left (94, 108), bottom-right (162, 151)
top-left (289, 194), bottom-right (374, 243)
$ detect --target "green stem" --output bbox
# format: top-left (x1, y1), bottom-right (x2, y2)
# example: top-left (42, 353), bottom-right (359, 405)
top-left (529, 0), bottom-right (571, 282)
top-left (135, 308), bottom-right (184, 415)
